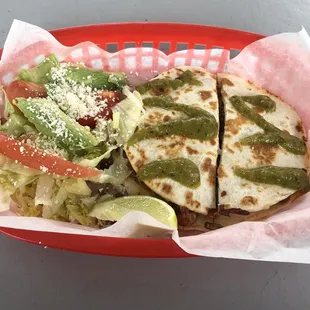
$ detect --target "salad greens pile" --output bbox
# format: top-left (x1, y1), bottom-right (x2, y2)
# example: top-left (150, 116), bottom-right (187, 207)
top-left (0, 54), bottom-right (146, 227)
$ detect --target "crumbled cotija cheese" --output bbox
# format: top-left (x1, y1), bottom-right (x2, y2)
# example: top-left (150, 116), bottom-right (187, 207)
top-left (45, 63), bottom-right (108, 120)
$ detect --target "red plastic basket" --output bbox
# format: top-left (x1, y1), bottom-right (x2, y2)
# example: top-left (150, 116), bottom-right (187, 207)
top-left (0, 23), bottom-right (264, 258)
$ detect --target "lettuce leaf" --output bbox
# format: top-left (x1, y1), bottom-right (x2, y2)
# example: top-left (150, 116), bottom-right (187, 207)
top-left (18, 54), bottom-right (59, 84)
top-left (0, 112), bottom-right (30, 137)
top-left (109, 87), bottom-right (144, 146)
top-left (67, 204), bottom-right (97, 227)
top-left (90, 149), bottom-right (132, 186)
top-left (74, 144), bottom-right (117, 168)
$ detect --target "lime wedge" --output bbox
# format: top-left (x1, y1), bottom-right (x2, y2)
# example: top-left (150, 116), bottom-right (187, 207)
top-left (89, 196), bottom-right (177, 229)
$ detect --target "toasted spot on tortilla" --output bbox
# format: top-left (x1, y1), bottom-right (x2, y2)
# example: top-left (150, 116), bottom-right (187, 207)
top-left (222, 90), bottom-right (229, 98)
top-left (135, 160), bottom-right (144, 170)
top-left (220, 78), bottom-right (234, 86)
top-left (172, 111), bottom-right (176, 115)
top-left (199, 91), bottom-right (212, 101)
top-left (146, 111), bottom-right (167, 125)
top-left (303, 136), bottom-right (307, 142)
top-left (207, 151), bottom-right (216, 156)
top-left (252, 106), bottom-right (265, 114)
top-left (185, 191), bottom-right (201, 208)
top-left (201, 158), bottom-right (211, 172)
top-left (186, 146), bottom-right (199, 155)
top-left (234, 142), bottom-right (243, 152)
top-left (184, 87), bottom-right (193, 93)
top-left (208, 165), bottom-right (216, 186)
top-left (126, 151), bottom-right (134, 161)
top-left (210, 138), bottom-right (216, 146)
top-left (251, 145), bottom-right (278, 165)
top-left (163, 115), bottom-right (171, 122)
top-left (150, 87), bottom-right (171, 96)
top-left (173, 96), bottom-right (179, 101)
top-left (209, 101), bottom-right (217, 110)
top-left (241, 183), bottom-right (251, 188)
top-left (224, 133), bottom-right (232, 139)
top-left (218, 166), bottom-right (227, 178)
top-left (162, 183), bottom-right (172, 194)
top-left (168, 137), bottom-right (186, 149)
top-left (149, 180), bottom-right (161, 189)
top-left (227, 109), bottom-right (234, 114)
top-left (296, 121), bottom-right (303, 133)
top-left (240, 196), bottom-right (258, 206)
top-left (221, 191), bottom-right (227, 197)
top-left (227, 146), bottom-right (235, 154)
top-left (138, 148), bottom-right (147, 161)
top-left (226, 114), bottom-right (248, 134)
top-left (176, 68), bottom-right (184, 74)
top-left (160, 137), bottom-right (186, 157)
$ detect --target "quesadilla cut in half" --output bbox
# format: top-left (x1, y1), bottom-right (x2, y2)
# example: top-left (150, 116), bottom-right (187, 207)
top-left (125, 66), bottom-right (219, 215)
top-left (217, 73), bottom-right (310, 219)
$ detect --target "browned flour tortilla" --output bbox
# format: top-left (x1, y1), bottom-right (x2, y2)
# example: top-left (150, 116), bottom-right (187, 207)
top-left (127, 69), bottom-right (309, 231)
top-left (125, 66), bottom-right (219, 215)
top-left (217, 74), bottom-right (309, 218)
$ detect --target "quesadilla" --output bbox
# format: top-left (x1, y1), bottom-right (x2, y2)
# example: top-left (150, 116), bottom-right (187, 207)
top-left (217, 73), bottom-right (310, 219)
top-left (125, 66), bottom-right (219, 215)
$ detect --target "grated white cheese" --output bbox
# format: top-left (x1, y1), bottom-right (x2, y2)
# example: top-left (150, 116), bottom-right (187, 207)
top-left (45, 63), bottom-right (107, 120)
top-left (92, 118), bottom-right (109, 142)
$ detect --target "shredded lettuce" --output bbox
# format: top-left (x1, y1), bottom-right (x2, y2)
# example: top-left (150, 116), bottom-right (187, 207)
top-left (74, 144), bottom-right (116, 168)
top-left (42, 187), bottom-right (68, 218)
top-left (90, 149), bottom-right (132, 186)
top-left (35, 174), bottom-right (55, 206)
top-left (62, 178), bottom-right (91, 196)
top-left (0, 186), bottom-right (12, 212)
top-left (12, 182), bottom-right (41, 217)
top-left (67, 204), bottom-right (97, 227)
top-left (109, 87), bottom-right (144, 146)
top-left (0, 112), bottom-right (29, 137)
top-left (0, 154), bottom-right (42, 176)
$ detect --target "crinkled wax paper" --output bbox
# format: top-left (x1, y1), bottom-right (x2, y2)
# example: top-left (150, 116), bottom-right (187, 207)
top-left (1, 20), bottom-right (310, 263)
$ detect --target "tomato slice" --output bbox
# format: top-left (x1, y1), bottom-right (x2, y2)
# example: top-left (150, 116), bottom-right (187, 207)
top-left (0, 133), bottom-right (100, 178)
top-left (5, 80), bottom-right (47, 111)
top-left (77, 90), bottom-right (122, 128)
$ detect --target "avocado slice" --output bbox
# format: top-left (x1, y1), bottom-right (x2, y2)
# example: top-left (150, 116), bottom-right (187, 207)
top-left (16, 98), bottom-right (99, 152)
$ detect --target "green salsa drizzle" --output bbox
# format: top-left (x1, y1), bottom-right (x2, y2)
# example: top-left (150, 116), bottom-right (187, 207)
top-left (128, 117), bottom-right (216, 145)
top-left (128, 96), bottom-right (218, 145)
top-left (240, 132), bottom-right (282, 146)
top-left (234, 166), bottom-right (310, 192)
top-left (136, 70), bottom-right (202, 95)
top-left (143, 96), bottom-right (212, 118)
top-left (230, 96), bottom-right (307, 155)
top-left (241, 95), bottom-right (276, 113)
top-left (177, 70), bottom-right (203, 86)
top-left (137, 158), bottom-right (201, 188)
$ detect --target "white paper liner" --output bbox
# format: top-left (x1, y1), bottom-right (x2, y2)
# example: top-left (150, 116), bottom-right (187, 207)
top-left (1, 20), bottom-right (310, 263)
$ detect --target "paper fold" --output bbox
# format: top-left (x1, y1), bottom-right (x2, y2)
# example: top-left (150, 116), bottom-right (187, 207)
top-left (1, 20), bottom-right (310, 263)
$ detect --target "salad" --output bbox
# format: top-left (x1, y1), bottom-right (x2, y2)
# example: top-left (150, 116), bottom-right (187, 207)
top-left (0, 54), bottom-right (154, 227)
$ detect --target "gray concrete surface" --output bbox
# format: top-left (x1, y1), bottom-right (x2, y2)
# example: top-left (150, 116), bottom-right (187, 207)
top-left (1, 0), bottom-right (310, 309)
